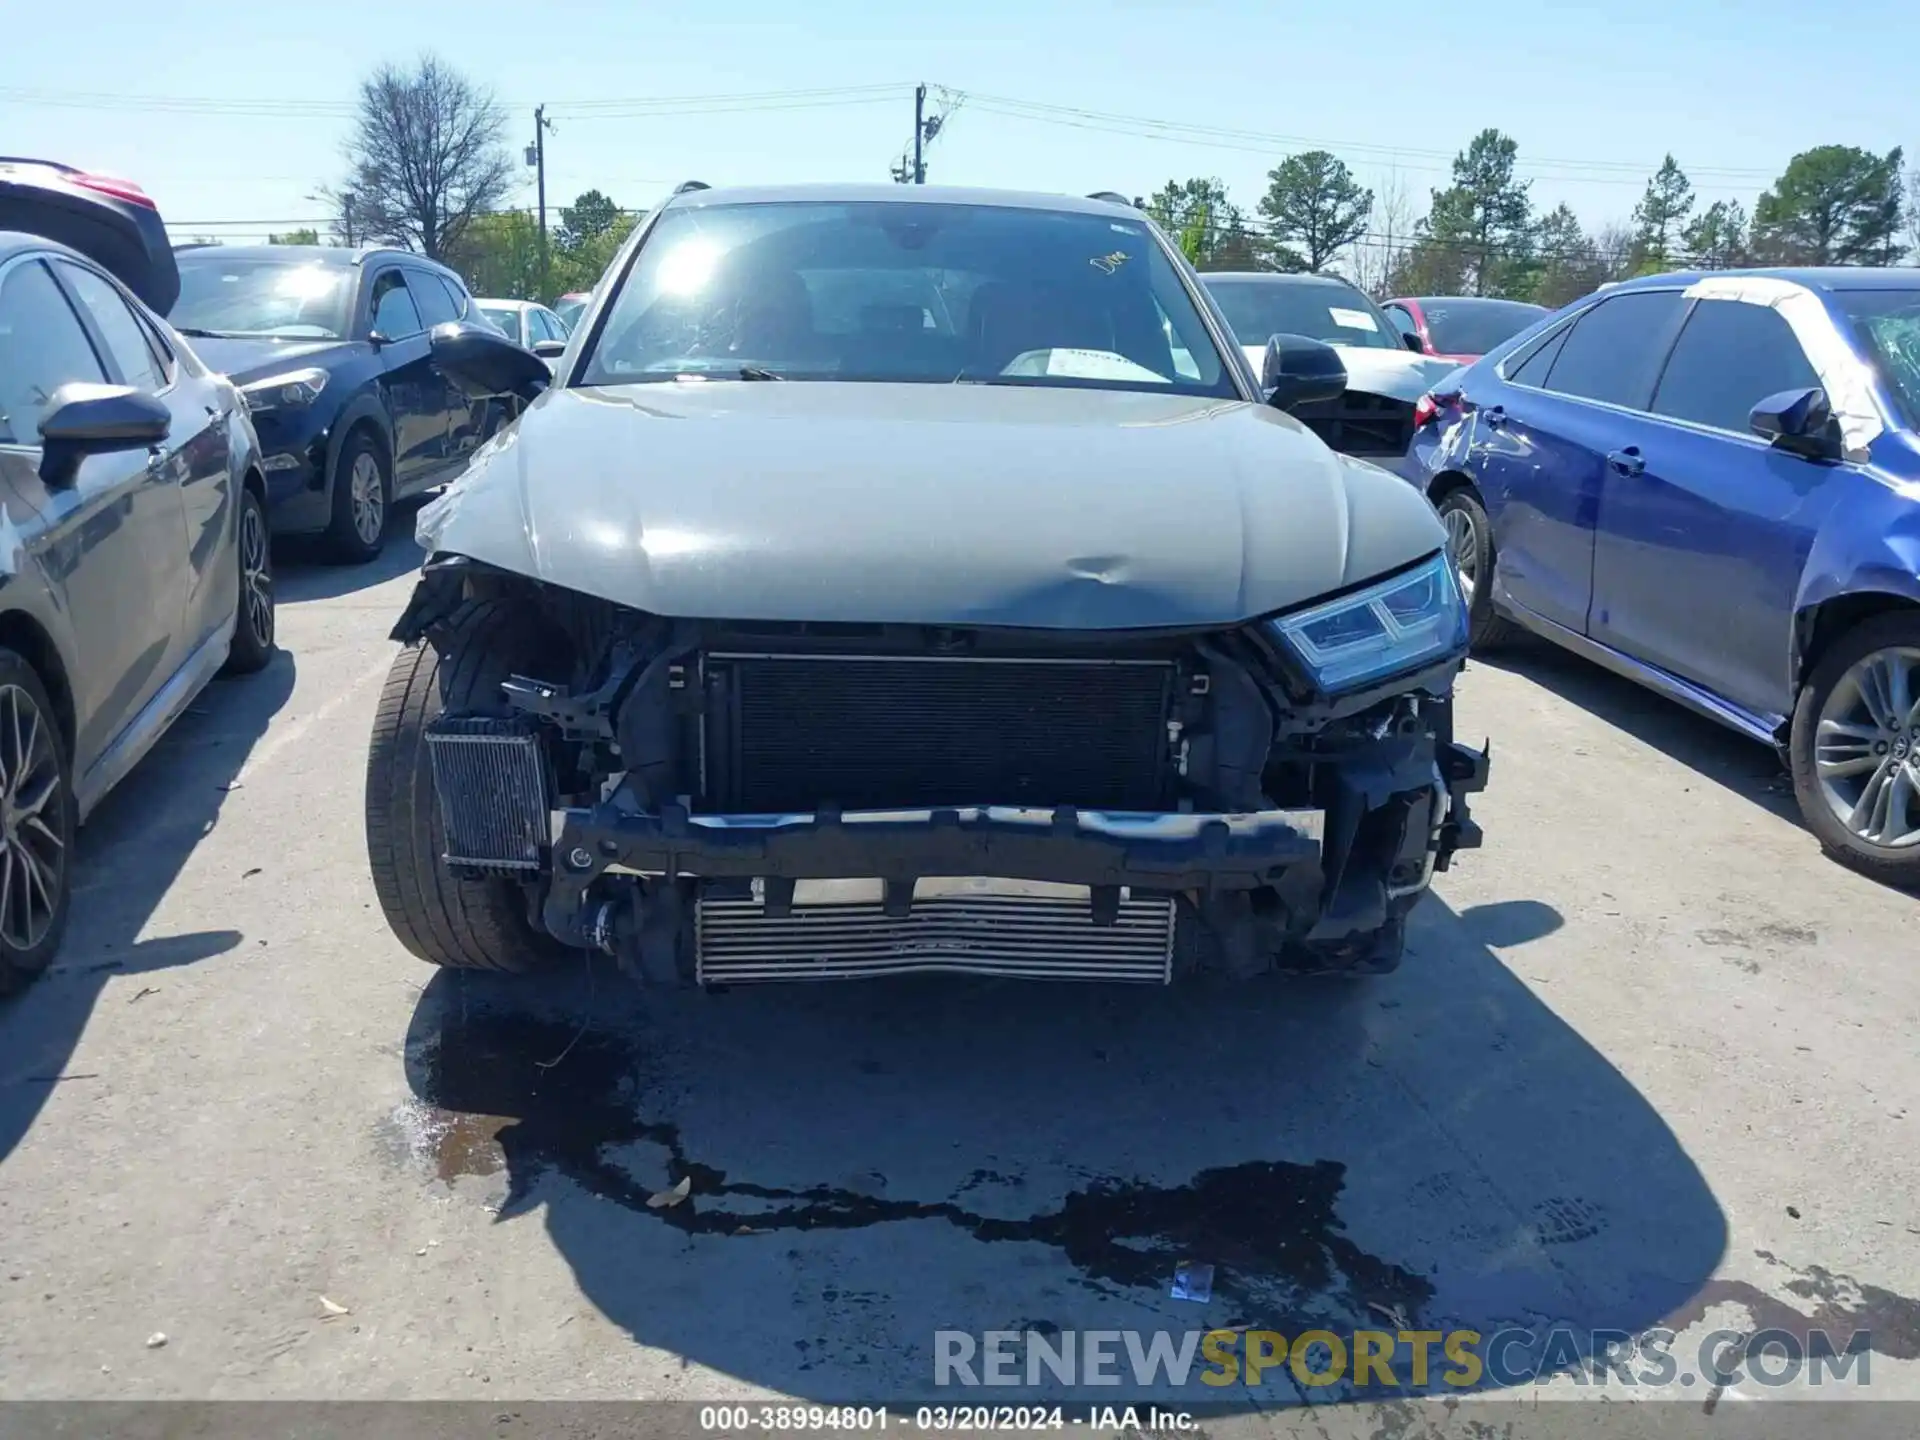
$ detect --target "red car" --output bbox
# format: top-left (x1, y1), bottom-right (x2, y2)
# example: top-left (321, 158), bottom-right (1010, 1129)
top-left (1382, 295), bottom-right (1547, 363)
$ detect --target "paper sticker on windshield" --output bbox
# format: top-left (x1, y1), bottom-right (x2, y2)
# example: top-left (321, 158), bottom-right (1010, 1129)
top-left (1090, 251), bottom-right (1130, 275)
top-left (1330, 307), bottom-right (1378, 332)
top-left (1000, 347), bottom-right (1168, 382)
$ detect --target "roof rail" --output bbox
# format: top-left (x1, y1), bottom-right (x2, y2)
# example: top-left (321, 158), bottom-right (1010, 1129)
top-left (1086, 191), bottom-right (1136, 207)
top-left (673, 180), bottom-right (712, 196)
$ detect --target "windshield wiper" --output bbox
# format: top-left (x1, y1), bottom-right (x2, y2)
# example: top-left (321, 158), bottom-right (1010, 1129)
top-left (737, 365), bottom-right (786, 381)
top-left (173, 327), bottom-right (230, 339)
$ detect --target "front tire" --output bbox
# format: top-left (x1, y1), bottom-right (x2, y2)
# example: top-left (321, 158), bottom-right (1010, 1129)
top-left (222, 486), bottom-right (276, 675)
top-left (364, 601), bottom-right (567, 971)
top-left (1435, 488), bottom-right (1520, 650)
top-left (0, 651), bottom-right (76, 995)
top-left (323, 429), bottom-right (390, 565)
top-left (1789, 611), bottom-right (1920, 888)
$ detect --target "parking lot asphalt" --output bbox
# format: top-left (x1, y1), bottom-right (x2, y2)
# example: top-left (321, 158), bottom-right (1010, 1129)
top-left (0, 532), bottom-right (1915, 1416)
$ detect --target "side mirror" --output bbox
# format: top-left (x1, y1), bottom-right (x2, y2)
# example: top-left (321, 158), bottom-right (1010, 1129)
top-left (531, 339), bottom-right (568, 359)
top-left (1402, 330), bottom-right (1427, 353)
top-left (1750, 386), bottom-right (1842, 460)
top-left (37, 382), bottom-right (171, 488)
top-left (1261, 333), bottom-right (1347, 412)
top-left (367, 330), bottom-right (390, 348)
top-left (429, 321), bottom-right (551, 404)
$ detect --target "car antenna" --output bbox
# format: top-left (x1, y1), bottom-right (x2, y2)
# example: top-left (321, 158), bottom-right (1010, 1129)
top-left (673, 180), bottom-right (711, 195)
top-left (1086, 191), bottom-right (1136, 207)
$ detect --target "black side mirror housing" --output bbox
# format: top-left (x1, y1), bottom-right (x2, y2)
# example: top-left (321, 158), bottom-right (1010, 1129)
top-left (37, 382), bottom-right (171, 488)
top-left (1261, 333), bottom-right (1347, 412)
top-left (429, 321), bottom-right (551, 404)
top-left (1750, 386), bottom-right (1842, 460)
top-left (531, 339), bottom-right (568, 359)
top-left (1402, 330), bottom-right (1427, 353)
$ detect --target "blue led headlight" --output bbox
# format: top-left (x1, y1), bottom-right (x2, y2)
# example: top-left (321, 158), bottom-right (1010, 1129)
top-left (1271, 552), bottom-right (1469, 692)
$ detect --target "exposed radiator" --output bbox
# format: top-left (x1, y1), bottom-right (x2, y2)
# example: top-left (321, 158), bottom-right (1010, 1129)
top-left (423, 717), bottom-right (551, 870)
top-left (695, 878), bottom-right (1176, 984)
top-left (1292, 389), bottom-right (1415, 458)
top-left (705, 654), bottom-right (1172, 813)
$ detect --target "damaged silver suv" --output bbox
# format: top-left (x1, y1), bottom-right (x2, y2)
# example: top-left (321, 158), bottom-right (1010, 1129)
top-left (364, 183), bottom-right (1490, 986)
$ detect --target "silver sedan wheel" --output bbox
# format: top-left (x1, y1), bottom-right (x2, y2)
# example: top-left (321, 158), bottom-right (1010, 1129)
top-left (1443, 505), bottom-right (1477, 601)
top-left (1813, 644), bottom-right (1920, 849)
top-left (349, 452), bottom-right (385, 546)
top-left (0, 683), bottom-right (65, 953)
top-left (242, 499), bottom-right (274, 646)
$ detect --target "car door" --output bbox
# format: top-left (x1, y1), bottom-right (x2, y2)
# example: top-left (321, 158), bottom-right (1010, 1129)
top-left (408, 267), bottom-right (482, 472)
top-left (1589, 296), bottom-right (1837, 722)
top-left (364, 266), bottom-right (445, 484)
top-left (0, 254), bottom-right (188, 778)
top-left (1469, 290), bottom-right (1686, 636)
top-left (52, 258), bottom-right (235, 660)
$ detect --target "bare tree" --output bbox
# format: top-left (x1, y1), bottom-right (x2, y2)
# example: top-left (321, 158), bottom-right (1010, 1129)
top-left (1348, 168), bottom-right (1412, 297)
top-left (1907, 166), bottom-right (1920, 263)
top-left (330, 55), bottom-right (514, 261)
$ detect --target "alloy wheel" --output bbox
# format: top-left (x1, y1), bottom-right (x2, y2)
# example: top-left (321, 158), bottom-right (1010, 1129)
top-left (242, 499), bottom-right (274, 647)
top-left (0, 683), bottom-right (66, 953)
top-left (1442, 505), bottom-right (1478, 601)
top-left (1813, 644), bottom-right (1920, 849)
top-left (350, 452), bottom-right (385, 546)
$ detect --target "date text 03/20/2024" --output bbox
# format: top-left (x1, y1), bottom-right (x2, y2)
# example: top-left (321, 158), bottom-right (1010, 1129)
top-left (698, 1405), bottom-right (1197, 1433)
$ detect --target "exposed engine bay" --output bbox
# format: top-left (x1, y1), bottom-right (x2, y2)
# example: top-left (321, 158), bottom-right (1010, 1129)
top-left (391, 553), bottom-right (1489, 985)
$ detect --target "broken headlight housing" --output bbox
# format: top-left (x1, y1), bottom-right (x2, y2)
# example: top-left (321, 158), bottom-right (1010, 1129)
top-left (1271, 551), bottom-right (1468, 692)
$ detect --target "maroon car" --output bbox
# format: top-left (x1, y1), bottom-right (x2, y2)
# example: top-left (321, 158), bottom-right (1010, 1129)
top-left (1382, 295), bottom-right (1547, 363)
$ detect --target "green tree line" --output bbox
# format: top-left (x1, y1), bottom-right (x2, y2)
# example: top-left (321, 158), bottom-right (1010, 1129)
top-left (1144, 133), bottom-right (1909, 305)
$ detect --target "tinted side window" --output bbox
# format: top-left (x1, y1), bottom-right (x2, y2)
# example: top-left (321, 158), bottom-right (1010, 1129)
top-left (1652, 299), bottom-right (1821, 434)
top-left (436, 275), bottom-right (469, 321)
top-left (534, 310), bottom-right (562, 343)
top-left (410, 270), bottom-right (460, 327)
top-left (55, 260), bottom-right (166, 393)
top-left (1507, 322), bottom-right (1571, 386)
top-left (1542, 290), bottom-right (1685, 409)
top-left (1385, 304), bottom-right (1420, 339)
top-left (0, 260), bottom-right (108, 445)
top-left (369, 270), bottom-right (424, 338)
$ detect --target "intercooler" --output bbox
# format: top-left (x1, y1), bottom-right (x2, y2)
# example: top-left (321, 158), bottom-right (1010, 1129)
top-left (694, 878), bottom-right (1177, 984)
top-left (702, 654), bottom-right (1173, 813)
top-left (423, 717), bottom-right (550, 870)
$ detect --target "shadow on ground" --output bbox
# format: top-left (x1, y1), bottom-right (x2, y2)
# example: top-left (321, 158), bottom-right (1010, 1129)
top-left (0, 652), bottom-right (295, 1164)
top-left (270, 509), bottom-right (428, 606)
top-left (400, 893), bottom-right (1728, 1407)
top-left (1479, 637), bottom-right (1799, 825)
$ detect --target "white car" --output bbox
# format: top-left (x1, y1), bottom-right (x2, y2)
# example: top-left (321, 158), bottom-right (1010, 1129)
top-left (1201, 272), bottom-right (1461, 478)
top-left (472, 298), bottom-right (572, 369)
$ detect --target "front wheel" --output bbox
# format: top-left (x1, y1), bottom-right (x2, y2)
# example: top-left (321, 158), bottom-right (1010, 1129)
top-left (1789, 611), bottom-right (1920, 888)
top-left (1434, 488), bottom-right (1520, 650)
top-left (222, 486), bottom-right (276, 675)
top-left (0, 651), bottom-right (76, 994)
top-left (364, 601), bottom-right (568, 971)
top-left (324, 430), bottom-right (390, 565)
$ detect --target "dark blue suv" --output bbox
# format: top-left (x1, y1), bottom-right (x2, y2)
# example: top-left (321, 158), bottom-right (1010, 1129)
top-left (1413, 268), bottom-right (1920, 885)
top-left (167, 245), bottom-right (499, 562)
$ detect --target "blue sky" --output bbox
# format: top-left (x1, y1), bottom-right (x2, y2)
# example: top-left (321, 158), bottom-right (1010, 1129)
top-left (3, 0), bottom-right (1912, 251)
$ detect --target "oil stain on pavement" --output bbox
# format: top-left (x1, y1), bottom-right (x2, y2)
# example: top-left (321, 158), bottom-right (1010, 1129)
top-left (396, 1003), bottom-right (1435, 1329)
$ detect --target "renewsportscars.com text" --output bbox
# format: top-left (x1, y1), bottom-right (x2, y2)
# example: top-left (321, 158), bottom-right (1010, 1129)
top-left (934, 1325), bottom-right (1872, 1391)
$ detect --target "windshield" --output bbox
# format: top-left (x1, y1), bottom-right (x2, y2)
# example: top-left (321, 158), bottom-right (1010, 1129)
top-left (170, 256), bottom-right (353, 339)
top-left (554, 296), bottom-right (589, 327)
top-left (476, 304), bottom-right (520, 337)
top-left (1419, 297), bottom-right (1547, 355)
top-left (1835, 288), bottom-right (1920, 429)
top-left (1204, 277), bottom-right (1401, 351)
top-left (579, 200), bottom-right (1232, 394)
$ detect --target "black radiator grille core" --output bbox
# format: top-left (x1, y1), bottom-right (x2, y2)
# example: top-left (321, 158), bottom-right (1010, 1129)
top-left (709, 655), bottom-right (1173, 813)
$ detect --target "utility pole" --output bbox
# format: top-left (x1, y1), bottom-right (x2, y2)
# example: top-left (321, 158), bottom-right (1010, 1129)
top-left (342, 192), bottom-right (356, 248)
top-left (527, 105), bottom-right (554, 296)
top-left (913, 84), bottom-right (927, 184)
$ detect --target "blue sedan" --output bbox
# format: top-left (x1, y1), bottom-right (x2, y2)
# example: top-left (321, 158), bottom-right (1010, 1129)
top-left (1411, 268), bottom-right (1920, 884)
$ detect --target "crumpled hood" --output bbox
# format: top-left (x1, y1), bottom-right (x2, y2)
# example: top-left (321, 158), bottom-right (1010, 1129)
top-left (1240, 343), bottom-right (1462, 403)
top-left (417, 380), bottom-right (1445, 629)
top-left (186, 335), bottom-right (355, 386)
